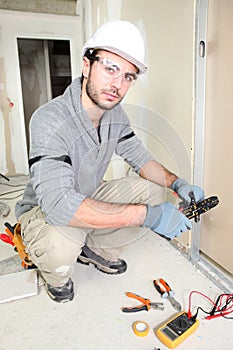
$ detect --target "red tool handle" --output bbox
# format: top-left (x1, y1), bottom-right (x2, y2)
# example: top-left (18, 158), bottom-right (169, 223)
top-left (0, 233), bottom-right (14, 246)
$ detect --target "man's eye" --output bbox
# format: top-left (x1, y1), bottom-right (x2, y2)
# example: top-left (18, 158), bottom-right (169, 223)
top-left (125, 74), bottom-right (135, 82)
top-left (105, 65), bottom-right (118, 74)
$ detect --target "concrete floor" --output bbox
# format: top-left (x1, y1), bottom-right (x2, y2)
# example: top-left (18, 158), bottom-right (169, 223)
top-left (0, 177), bottom-right (232, 350)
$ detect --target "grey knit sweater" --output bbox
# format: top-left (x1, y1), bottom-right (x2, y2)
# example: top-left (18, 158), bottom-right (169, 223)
top-left (15, 78), bottom-right (153, 225)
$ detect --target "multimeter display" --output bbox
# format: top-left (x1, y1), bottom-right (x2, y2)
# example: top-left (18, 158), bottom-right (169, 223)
top-left (155, 312), bottom-right (199, 349)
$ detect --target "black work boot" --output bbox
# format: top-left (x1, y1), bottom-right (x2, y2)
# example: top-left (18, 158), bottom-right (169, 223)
top-left (77, 245), bottom-right (127, 275)
top-left (46, 278), bottom-right (74, 303)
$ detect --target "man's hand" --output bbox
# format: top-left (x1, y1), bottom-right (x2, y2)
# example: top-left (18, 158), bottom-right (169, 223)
top-left (142, 202), bottom-right (192, 240)
top-left (171, 178), bottom-right (204, 203)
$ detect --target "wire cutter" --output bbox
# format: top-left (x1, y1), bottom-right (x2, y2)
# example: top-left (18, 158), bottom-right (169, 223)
top-left (121, 292), bottom-right (164, 313)
top-left (153, 278), bottom-right (182, 311)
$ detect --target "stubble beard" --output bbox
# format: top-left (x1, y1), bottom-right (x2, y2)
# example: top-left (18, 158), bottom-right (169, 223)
top-left (85, 77), bottom-right (123, 111)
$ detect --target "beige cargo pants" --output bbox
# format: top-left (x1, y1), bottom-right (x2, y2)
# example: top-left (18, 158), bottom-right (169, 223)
top-left (19, 177), bottom-right (165, 287)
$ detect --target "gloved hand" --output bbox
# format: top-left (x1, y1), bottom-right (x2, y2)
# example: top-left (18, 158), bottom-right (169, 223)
top-left (142, 202), bottom-right (192, 240)
top-left (171, 178), bottom-right (204, 203)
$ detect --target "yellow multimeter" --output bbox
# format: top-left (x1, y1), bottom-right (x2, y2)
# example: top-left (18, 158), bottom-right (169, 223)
top-left (155, 311), bottom-right (199, 349)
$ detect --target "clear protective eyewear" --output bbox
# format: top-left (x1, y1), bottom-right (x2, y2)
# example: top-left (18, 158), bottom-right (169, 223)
top-left (93, 56), bottom-right (138, 87)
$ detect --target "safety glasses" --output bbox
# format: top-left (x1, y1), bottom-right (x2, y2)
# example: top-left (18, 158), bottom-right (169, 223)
top-left (92, 56), bottom-right (138, 87)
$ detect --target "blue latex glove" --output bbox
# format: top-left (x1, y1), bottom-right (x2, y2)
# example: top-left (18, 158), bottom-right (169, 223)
top-left (171, 178), bottom-right (204, 203)
top-left (142, 202), bottom-right (192, 240)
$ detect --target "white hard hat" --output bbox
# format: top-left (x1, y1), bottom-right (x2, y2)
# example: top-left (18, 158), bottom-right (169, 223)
top-left (82, 20), bottom-right (148, 75)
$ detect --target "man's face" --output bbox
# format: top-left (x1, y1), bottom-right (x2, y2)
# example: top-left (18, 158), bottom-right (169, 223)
top-left (82, 50), bottom-right (138, 111)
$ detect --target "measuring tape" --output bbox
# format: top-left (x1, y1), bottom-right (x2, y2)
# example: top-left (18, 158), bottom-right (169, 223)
top-left (132, 320), bottom-right (149, 337)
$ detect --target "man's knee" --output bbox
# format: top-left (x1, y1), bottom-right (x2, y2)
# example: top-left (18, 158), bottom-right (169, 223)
top-left (25, 225), bottom-right (83, 274)
top-left (93, 176), bottom-right (166, 205)
top-left (145, 180), bottom-right (166, 206)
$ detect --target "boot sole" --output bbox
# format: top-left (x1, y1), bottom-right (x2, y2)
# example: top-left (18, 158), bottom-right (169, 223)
top-left (46, 288), bottom-right (74, 303)
top-left (77, 256), bottom-right (127, 275)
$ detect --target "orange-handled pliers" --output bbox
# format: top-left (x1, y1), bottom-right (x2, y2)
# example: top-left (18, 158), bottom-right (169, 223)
top-left (121, 292), bottom-right (164, 313)
top-left (153, 278), bottom-right (182, 311)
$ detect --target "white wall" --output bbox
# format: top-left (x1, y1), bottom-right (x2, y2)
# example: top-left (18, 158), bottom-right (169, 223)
top-left (79, 0), bottom-right (194, 182)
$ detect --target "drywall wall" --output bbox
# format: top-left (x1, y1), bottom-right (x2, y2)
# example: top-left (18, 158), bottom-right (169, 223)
top-left (82, 0), bottom-right (194, 181)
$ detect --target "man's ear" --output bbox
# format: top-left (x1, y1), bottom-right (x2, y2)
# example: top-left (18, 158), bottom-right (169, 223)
top-left (82, 57), bottom-right (90, 78)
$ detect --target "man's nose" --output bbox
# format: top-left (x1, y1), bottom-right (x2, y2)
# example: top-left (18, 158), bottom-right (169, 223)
top-left (110, 74), bottom-right (124, 90)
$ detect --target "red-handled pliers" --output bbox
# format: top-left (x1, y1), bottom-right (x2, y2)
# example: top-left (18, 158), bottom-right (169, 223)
top-left (0, 233), bottom-right (14, 245)
top-left (122, 292), bottom-right (164, 313)
top-left (0, 224), bottom-right (15, 246)
top-left (153, 278), bottom-right (182, 311)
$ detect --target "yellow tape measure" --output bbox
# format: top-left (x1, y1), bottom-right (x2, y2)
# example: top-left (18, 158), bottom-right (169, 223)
top-left (132, 320), bottom-right (149, 337)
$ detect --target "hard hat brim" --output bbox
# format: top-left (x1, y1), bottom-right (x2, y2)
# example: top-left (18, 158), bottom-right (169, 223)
top-left (82, 46), bottom-right (148, 75)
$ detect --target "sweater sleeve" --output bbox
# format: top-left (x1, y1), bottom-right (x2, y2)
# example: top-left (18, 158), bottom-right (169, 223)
top-left (27, 107), bottom-right (86, 226)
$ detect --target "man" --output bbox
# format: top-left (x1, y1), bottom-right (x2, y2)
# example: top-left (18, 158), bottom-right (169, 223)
top-left (15, 20), bottom-right (204, 303)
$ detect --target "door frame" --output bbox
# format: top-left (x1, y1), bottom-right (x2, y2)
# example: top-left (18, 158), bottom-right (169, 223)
top-left (15, 32), bottom-right (79, 171)
top-left (17, 37), bottom-right (73, 153)
top-left (0, 10), bottom-right (82, 174)
top-left (189, 0), bottom-right (233, 292)
top-left (191, 0), bottom-right (208, 262)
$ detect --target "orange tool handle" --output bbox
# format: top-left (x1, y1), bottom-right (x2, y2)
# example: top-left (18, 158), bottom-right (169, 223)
top-left (154, 279), bottom-right (166, 295)
top-left (122, 292), bottom-right (150, 313)
top-left (125, 292), bottom-right (150, 304)
top-left (153, 278), bottom-right (171, 296)
top-left (5, 227), bottom-right (14, 240)
top-left (159, 278), bottom-right (171, 292)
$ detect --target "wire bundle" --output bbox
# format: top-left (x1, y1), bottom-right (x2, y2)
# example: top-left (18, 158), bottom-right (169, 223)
top-left (0, 175), bottom-right (26, 218)
top-left (188, 291), bottom-right (233, 320)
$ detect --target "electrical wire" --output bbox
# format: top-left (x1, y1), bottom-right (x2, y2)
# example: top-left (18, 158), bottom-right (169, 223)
top-left (188, 290), bottom-right (233, 320)
top-left (0, 193), bottom-right (24, 200)
top-left (0, 178), bottom-right (26, 198)
top-left (0, 189), bottom-right (25, 198)
top-left (0, 182), bottom-right (26, 188)
top-left (0, 173), bottom-right (10, 181)
top-left (0, 201), bottom-right (11, 217)
top-left (0, 183), bottom-right (25, 200)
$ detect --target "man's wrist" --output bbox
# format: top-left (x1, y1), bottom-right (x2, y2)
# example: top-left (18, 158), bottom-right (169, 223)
top-left (139, 204), bottom-right (148, 226)
top-left (171, 178), bottom-right (188, 192)
top-left (170, 177), bottom-right (179, 190)
top-left (141, 204), bottom-right (162, 228)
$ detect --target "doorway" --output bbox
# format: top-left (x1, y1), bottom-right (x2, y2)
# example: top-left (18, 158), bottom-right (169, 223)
top-left (17, 38), bottom-right (72, 153)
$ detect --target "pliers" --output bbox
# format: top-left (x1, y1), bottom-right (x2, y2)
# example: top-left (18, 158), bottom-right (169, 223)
top-left (122, 292), bottom-right (164, 313)
top-left (153, 278), bottom-right (182, 311)
top-left (0, 223), bottom-right (14, 246)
